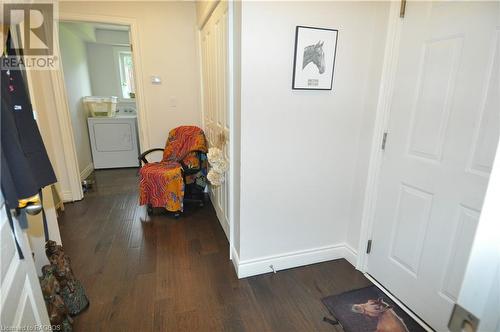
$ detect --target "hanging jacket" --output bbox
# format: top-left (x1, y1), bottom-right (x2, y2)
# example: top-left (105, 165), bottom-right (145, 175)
top-left (1, 34), bottom-right (57, 222)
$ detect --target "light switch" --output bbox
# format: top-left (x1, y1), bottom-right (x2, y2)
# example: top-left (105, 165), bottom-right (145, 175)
top-left (151, 76), bottom-right (161, 85)
top-left (169, 96), bottom-right (177, 108)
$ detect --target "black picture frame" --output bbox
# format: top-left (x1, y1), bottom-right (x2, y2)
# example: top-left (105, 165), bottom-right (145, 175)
top-left (292, 25), bottom-right (338, 90)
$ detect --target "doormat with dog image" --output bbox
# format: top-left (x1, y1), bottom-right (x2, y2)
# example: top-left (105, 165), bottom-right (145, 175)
top-left (322, 286), bottom-right (427, 332)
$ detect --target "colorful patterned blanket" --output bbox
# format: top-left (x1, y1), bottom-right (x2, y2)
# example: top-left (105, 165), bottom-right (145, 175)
top-left (139, 126), bottom-right (207, 212)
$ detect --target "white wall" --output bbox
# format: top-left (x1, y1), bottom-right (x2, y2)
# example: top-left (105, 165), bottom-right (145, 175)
top-left (59, 23), bottom-right (94, 177)
top-left (345, 5), bottom-right (389, 252)
top-left (87, 42), bottom-right (130, 97)
top-left (60, 1), bottom-right (202, 150)
top-left (87, 28), bottom-right (131, 97)
top-left (237, 1), bottom-right (389, 273)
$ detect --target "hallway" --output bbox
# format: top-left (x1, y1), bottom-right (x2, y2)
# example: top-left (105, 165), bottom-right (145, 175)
top-left (58, 169), bottom-right (371, 331)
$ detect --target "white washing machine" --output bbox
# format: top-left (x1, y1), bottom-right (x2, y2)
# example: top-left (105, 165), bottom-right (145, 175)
top-left (87, 115), bottom-right (140, 169)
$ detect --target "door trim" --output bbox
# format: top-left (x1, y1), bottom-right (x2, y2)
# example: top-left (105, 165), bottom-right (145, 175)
top-left (227, 0), bottom-right (238, 261)
top-left (356, 1), bottom-right (404, 271)
top-left (51, 12), bottom-right (151, 201)
top-left (49, 24), bottom-right (83, 201)
top-left (14, 21), bottom-right (83, 202)
top-left (198, 1), bottom-right (235, 259)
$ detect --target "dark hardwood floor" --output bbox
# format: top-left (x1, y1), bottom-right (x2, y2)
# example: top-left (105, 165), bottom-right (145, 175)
top-left (58, 168), bottom-right (371, 331)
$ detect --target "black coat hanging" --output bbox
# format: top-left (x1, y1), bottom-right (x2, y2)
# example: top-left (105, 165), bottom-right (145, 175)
top-left (1, 30), bottom-right (57, 257)
top-left (1, 31), bottom-right (56, 207)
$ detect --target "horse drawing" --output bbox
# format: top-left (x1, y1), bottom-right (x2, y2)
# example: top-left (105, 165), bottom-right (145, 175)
top-left (351, 297), bottom-right (410, 332)
top-left (303, 41), bottom-right (325, 74)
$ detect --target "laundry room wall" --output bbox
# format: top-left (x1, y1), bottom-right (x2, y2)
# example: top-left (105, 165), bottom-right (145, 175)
top-left (87, 42), bottom-right (130, 97)
top-left (59, 23), bottom-right (93, 178)
top-left (60, 1), bottom-right (202, 150)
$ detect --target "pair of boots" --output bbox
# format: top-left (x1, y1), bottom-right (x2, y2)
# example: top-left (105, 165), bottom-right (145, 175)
top-left (39, 240), bottom-right (89, 331)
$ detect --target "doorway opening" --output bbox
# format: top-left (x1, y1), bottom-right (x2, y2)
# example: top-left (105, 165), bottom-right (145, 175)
top-left (58, 21), bottom-right (141, 196)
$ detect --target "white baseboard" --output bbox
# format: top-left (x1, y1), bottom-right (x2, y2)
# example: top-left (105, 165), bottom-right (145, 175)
top-left (209, 189), bottom-right (230, 241)
top-left (343, 243), bottom-right (358, 267)
top-left (61, 190), bottom-right (73, 202)
top-left (230, 245), bottom-right (240, 275)
top-left (80, 163), bottom-right (94, 181)
top-left (235, 243), bottom-right (357, 279)
top-left (218, 214), bottom-right (230, 241)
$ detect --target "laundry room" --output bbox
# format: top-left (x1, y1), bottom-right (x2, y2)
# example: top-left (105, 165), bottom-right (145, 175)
top-left (58, 21), bottom-right (140, 188)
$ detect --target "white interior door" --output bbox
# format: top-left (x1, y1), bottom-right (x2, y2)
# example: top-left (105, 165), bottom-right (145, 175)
top-left (367, 2), bottom-right (500, 330)
top-left (200, 1), bottom-right (230, 240)
top-left (0, 195), bottom-right (50, 328)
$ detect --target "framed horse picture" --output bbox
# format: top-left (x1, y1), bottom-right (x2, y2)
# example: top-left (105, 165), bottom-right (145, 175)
top-left (292, 26), bottom-right (338, 90)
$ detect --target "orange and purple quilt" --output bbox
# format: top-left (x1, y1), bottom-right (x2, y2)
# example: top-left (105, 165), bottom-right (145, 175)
top-left (139, 126), bottom-right (207, 212)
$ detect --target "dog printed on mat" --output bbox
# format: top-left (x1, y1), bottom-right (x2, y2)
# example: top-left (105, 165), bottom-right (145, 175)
top-left (352, 297), bottom-right (409, 332)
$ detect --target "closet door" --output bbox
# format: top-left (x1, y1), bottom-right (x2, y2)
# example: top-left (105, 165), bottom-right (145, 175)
top-left (200, 1), bottom-right (230, 239)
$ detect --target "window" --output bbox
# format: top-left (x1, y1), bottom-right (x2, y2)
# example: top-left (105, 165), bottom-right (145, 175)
top-left (118, 51), bottom-right (135, 98)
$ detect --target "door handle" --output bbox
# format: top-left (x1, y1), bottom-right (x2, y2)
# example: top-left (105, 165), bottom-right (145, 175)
top-left (448, 304), bottom-right (479, 332)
